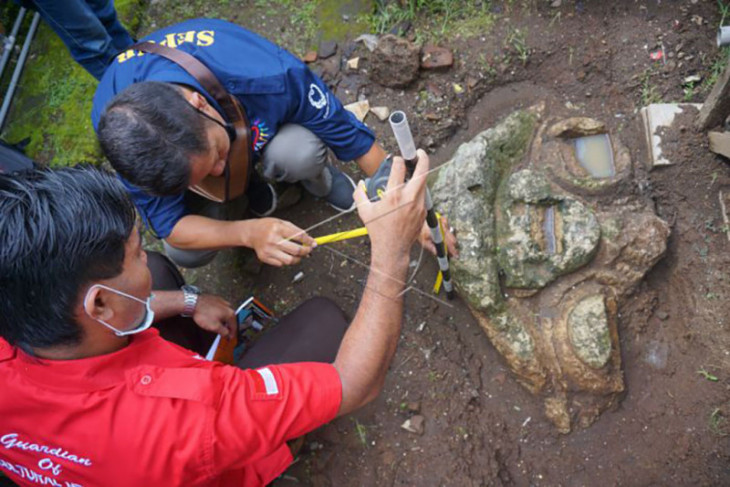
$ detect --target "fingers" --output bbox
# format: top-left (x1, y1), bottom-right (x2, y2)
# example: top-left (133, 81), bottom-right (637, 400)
top-left (281, 221), bottom-right (316, 247)
top-left (407, 149), bottom-right (430, 197)
top-left (386, 156), bottom-right (407, 193)
top-left (440, 215), bottom-right (459, 258)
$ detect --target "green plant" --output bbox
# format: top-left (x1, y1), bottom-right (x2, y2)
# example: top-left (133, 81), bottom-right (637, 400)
top-left (505, 27), bottom-right (529, 65)
top-left (697, 367), bottom-right (719, 381)
top-left (353, 419), bottom-right (368, 447)
top-left (640, 69), bottom-right (662, 105)
top-left (709, 408), bottom-right (729, 436)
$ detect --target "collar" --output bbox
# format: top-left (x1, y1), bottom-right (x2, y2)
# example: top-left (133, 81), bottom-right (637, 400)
top-left (5, 329), bottom-right (201, 393)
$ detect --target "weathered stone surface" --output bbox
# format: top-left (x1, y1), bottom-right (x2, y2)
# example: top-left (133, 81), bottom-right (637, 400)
top-left (431, 107), bottom-right (670, 433)
top-left (568, 295), bottom-right (612, 369)
top-left (547, 117), bottom-right (605, 138)
top-left (369, 34), bottom-right (420, 88)
top-left (421, 45), bottom-right (453, 70)
top-left (496, 170), bottom-right (601, 289)
top-left (433, 110), bottom-right (537, 313)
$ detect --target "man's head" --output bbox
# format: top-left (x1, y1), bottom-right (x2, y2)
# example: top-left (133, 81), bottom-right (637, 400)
top-left (97, 82), bottom-right (231, 196)
top-left (0, 167), bottom-right (149, 350)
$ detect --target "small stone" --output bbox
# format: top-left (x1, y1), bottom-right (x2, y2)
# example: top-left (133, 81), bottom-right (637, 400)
top-left (406, 401), bottom-right (421, 413)
top-left (400, 415), bottom-right (425, 435)
top-left (370, 35), bottom-right (420, 87)
top-left (656, 310), bottom-right (669, 320)
top-left (346, 57), bottom-right (360, 70)
top-left (420, 45), bottom-right (454, 70)
top-left (344, 100), bottom-right (370, 122)
top-left (467, 76), bottom-right (479, 89)
top-left (424, 112), bottom-right (441, 121)
top-left (683, 74), bottom-right (701, 85)
top-left (354, 34), bottom-right (379, 52)
top-left (370, 106), bottom-right (390, 121)
top-left (292, 271), bottom-right (305, 283)
top-left (318, 40), bottom-right (338, 59)
top-left (493, 372), bottom-right (507, 385)
top-left (551, 0), bottom-right (562, 6)
top-left (302, 51), bottom-right (317, 63)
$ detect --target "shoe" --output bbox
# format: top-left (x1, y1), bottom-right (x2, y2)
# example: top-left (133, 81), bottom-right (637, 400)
top-left (248, 179), bottom-right (277, 217)
top-left (324, 166), bottom-right (356, 212)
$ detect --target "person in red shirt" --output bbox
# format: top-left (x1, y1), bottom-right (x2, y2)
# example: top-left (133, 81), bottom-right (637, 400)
top-left (0, 151), bottom-right (429, 487)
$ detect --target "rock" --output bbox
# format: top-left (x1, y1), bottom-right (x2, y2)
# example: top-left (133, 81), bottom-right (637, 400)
top-left (354, 34), bottom-right (378, 52)
top-left (344, 100), bottom-right (370, 122)
top-left (432, 106), bottom-right (670, 433)
top-left (567, 295), bottom-right (612, 369)
top-left (346, 57), bottom-right (360, 70)
top-left (292, 271), bottom-right (304, 284)
top-left (656, 310), bottom-right (669, 320)
top-left (318, 40), bottom-right (338, 59)
top-left (370, 106), bottom-right (390, 121)
top-left (401, 415), bottom-right (425, 435)
top-left (421, 45), bottom-right (454, 70)
top-left (406, 401), bottom-right (421, 413)
top-left (302, 51), bottom-right (317, 63)
top-left (547, 117), bottom-right (605, 138)
top-left (369, 34), bottom-right (420, 88)
top-left (318, 57), bottom-right (340, 82)
top-left (551, 0), bottom-right (562, 6)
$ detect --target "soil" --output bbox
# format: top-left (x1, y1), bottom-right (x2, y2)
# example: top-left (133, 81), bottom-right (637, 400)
top-left (154, 1), bottom-right (730, 485)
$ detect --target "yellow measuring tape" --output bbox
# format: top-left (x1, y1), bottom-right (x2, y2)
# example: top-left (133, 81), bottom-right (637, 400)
top-left (314, 227), bottom-right (368, 245)
top-left (313, 213), bottom-right (446, 295)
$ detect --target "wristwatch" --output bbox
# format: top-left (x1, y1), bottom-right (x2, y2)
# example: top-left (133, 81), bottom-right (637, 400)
top-left (181, 285), bottom-right (201, 317)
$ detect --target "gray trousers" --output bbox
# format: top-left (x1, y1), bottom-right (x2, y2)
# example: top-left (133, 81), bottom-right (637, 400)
top-left (164, 124), bottom-right (331, 268)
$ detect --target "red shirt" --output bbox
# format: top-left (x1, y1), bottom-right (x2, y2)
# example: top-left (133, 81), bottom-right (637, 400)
top-left (0, 329), bottom-right (342, 486)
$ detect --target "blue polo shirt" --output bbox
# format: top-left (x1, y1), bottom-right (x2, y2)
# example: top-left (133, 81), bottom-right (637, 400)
top-left (92, 18), bottom-right (375, 238)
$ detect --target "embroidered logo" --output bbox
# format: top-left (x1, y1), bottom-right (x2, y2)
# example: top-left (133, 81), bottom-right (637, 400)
top-left (250, 118), bottom-right (271, 152)
top-left (308, 83), bottom-right (327, 110)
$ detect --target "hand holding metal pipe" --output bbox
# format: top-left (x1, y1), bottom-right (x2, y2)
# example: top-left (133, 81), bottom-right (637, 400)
top-left (388, 111), bottom-right (455, 300)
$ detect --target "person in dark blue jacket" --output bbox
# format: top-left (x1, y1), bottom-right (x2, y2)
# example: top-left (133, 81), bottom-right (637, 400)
top-left (92, 19), bottom-right (455, 268)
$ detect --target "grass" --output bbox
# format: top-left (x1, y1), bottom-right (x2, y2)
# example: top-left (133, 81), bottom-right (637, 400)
top-left (709, 407), bottom-right (729, 436)
top-left (353, 418), bottom-right (369, 447)
top-left (367, 0), bottom-right (495, 42)
top-left (640, 69), bottom-right (663, 106)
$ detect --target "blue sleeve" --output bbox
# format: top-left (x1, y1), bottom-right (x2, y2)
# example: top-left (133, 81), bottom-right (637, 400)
top-left (284, 64), bottom-right (375, 162)
top-left (120, 178), bottom-right (188, 239)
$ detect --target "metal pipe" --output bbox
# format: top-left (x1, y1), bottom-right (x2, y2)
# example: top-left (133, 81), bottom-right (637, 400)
top-left (0, 11), bottom-right (40, 131)
top-left (0, 7), bottom-right (27, 81)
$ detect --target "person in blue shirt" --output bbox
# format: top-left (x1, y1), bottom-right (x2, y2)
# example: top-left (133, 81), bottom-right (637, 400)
top-left (92, 18), bottom-right (456, 268)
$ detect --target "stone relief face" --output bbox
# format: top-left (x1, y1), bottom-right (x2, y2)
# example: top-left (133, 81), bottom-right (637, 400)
top-left (432, 107), bottom-right (670, 433)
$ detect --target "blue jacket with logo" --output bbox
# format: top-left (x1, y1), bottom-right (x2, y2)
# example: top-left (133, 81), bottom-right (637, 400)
top-left (92, 18), bottom-right (374, 238)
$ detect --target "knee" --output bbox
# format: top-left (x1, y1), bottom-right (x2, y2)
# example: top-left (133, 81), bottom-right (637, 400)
top-left (262, 125), bottom-right (328, 182)
top-left (299, 297), bottom-right (349, 333)
top-left (163, 241), bottom-right (218, 269)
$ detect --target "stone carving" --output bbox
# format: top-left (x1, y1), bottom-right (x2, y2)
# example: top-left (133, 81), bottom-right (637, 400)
top-left (432, 107), bottom-right (670, 433)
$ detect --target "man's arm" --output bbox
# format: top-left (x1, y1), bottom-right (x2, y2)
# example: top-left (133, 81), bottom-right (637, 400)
top-left (167, 215), bottom-right (316, 267)
top-left (354, 141), bottom-right (387, 176)
top-left (333, 150), bottom-right (429, 416)
top-left (150, 290), bottom-right (237, 338)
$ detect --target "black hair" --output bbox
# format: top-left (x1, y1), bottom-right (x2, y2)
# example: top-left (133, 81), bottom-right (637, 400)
top-left (0, 166), bottom-right (137, 348)
top-left (97, 81), bottom-right (210, 196)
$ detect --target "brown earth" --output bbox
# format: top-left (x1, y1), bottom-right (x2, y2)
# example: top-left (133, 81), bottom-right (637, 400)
top-left (148, 1), bottom-right (730, 485)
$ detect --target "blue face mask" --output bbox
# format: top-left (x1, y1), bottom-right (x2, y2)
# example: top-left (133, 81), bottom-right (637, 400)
top-left (84, 284), bottom-right (155, 337)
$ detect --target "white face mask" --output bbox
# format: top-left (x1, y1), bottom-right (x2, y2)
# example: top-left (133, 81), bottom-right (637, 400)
top-left (84, 284), bottom-right (155, 337)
